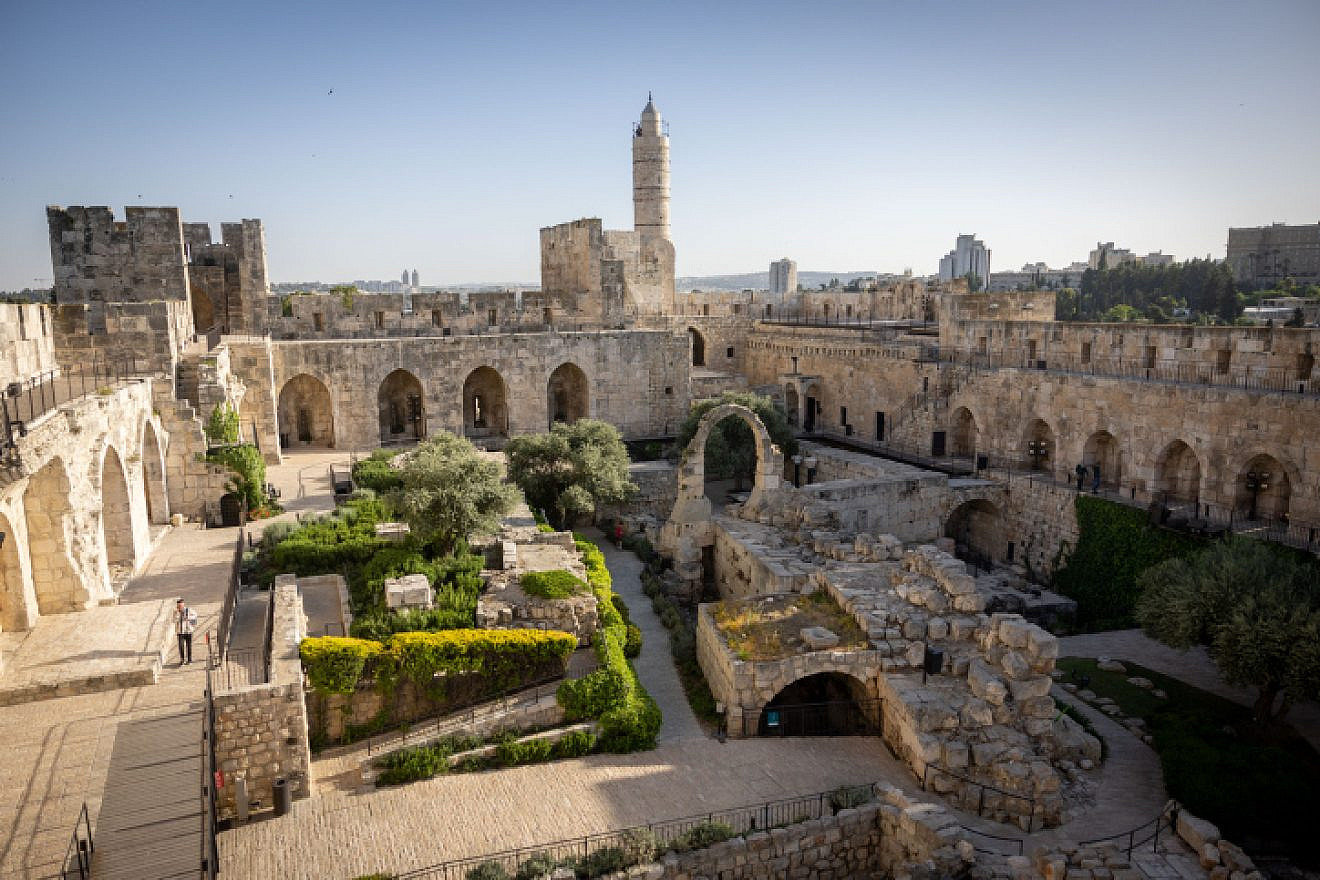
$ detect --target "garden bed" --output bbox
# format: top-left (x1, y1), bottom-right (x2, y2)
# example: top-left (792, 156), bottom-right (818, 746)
top-left (711, 591), bottom-right (867, 661)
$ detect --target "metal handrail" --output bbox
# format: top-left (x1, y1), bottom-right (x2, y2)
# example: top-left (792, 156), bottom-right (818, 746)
top-left (922, 762), bottom-right (1040, 832)
top-left (58, 802), bottom-right (94, 879)
top-left (364, 673), bottom-right (565, 757)
top-left (958, 823), bottom-right (1026, 856)
top-left (1078, 808), bottom-right (1171, 859)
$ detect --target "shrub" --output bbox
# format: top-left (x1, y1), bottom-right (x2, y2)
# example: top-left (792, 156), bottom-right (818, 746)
top-left (464, 862), bottom-right (511, 880)
top-left (353, 451), bottom-right (403, 493)
top-left (300, 629), bottom-right (576, 695)
top-left (572, 846), bottom-right (631, 878)
top-left (299, 637), bottom-right (383, 693)
top-left (207, 443), bottom-right (267, 511)
top-left (666, 821), bottom-right (735, 853)
top-left (829, 784), bottom-right (873, 811)
top-left (552, 729), bottom-right (597, 759)
top-left (520, 569), bottom-right (588, 599)
top-left (623, 623), bottom-right (642, 659)
top-left (514, 854), bottom-right (558, 880)
top-left (374, 743), bottom-right (451, 785)
top-left (205, 403), bottom-right (240, 445)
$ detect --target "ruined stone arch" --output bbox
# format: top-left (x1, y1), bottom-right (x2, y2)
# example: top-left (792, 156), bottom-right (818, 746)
top-left (1022, 417), bottom-right (1055, 472)
top-left (98, 444), bottom-right (136, 574)
top-left (278, 373), bottom-right (335, 448)
top-left (1154, 439), bottom-right (1201, 511)
top-left (755, 670), bottom-right (877, 737)
top-left (547, 362), bottom-right (589, 427)
top-left (462, 366), bottom-right (508, 438)
top-left (688, 327), bottom-right (706, 367)
top-left (23, 457), bottom-right (82, 614)
top-left (1232, 451), bottom-right (1294, 522)
top-left (944, 498), bottom-right (1005, 564)
top-left (140, 419), bottom-right (169, 525)
top-left (1082, 429), bottom-right (1121, 491)
top-left (0, 509), bottom-right (37, 632)
top-left (949, 407), bottom-right (978, 458)
top-left (378, 368), bottom-right (426, 443)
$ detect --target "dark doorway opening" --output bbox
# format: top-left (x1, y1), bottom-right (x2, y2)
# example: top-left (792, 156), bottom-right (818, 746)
top-left (754, 672), bottom-right (878, 737)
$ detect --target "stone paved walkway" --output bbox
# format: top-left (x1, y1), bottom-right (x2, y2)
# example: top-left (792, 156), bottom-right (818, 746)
top-left (583, 526), bottom-right (707, 743)
top-left (1059, 629), bottom-right (1320, 751)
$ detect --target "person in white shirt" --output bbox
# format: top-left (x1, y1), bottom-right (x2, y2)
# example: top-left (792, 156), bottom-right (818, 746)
top-left (176, 598), bottom-right (197, 665)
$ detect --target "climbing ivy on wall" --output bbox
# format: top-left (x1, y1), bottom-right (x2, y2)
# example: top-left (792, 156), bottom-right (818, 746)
top-left (1051, 495), bottom-right (1206, 631)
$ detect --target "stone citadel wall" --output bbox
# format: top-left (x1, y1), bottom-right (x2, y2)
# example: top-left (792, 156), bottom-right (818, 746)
top-left (0, 303), bottom-right (56, 385)
top-left (258, 329), bottom-right (691, 451)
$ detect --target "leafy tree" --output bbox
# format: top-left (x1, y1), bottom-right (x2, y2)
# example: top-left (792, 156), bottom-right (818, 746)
top-left (387, 432), bottom-right (518, 554)
top-left (205, 403), bottom-right (240, 445)
top-left (505, 419), bottom-right (637, 529)
top-left (674, 392), bottom-right (797, 490)
top-left (207, 443), bottom-right (266, 511)
top-left (1136, 538), bottom-right (1320, 726)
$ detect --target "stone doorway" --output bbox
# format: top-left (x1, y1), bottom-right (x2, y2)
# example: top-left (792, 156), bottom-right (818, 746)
top-left (755, 672), bottom-right (877, 737)
top-left (1154, 440), bottom-right (1201, 514)
top-left (688, 327), bottom-right (706, 367)
top-left (278, 374), bottom-right (335, 448)
top-left (378, 369), bottom-right (426, 443)
top-left (1082, 430), bottom-right (1121, 491)
top-left (944, 499), bottom-right (1005, 569)
top-left (547, 362), bottom-right (589, 427)
top-left (463, 366), bottom-right (508, 439)
top-left (100, 445), bottom-right (136, 576)
top-left (1233, 453), bottom-right (1291, 522)
top-left (141, 420), bottom-right (169, 525)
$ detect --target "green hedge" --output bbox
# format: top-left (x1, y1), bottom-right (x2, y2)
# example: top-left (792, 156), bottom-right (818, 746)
top-left (1052, 495), bottom-right (1206, 630)
top-left (353, 451), bottom-right (404, 493)
top-left (520, 569), bottom-right (588, 599)
top-left (300, 629), bottom-right (577, 696)
top-left (556, 537), bottom-right (661, 752)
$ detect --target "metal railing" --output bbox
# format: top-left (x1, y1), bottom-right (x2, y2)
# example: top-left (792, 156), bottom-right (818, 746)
top-left (958, 823), bottom-right (1026, 856)
top-left (363, 674), bottom-right (565, 757)
top-left (3, 356), bottom-right (149, 427)
top-left (202, 666), bottom-right (220, 879)
top-left (938, 349), bottom-right (1317, 397)
top-left (58, 802), bottom-right (94, 879)
top-left (217, 646), bottom-right (267, 690)
top-left (742, 698), bottom-right (883, 738)
top-left (216, 526), bottom-right (246, 653)
top-left (1078, 809), bottom-right (1170, 860)
top-left (922, 763), bottom-right (1040, 833)
top-left (392, 782), bottom-right (882, 880)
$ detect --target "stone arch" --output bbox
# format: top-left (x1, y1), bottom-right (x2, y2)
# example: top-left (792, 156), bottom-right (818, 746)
top-left (547, 362), bottom-right (589, 427)
top-left (23, 458), bottom-right (82, 613)
top-left (756, 671), bottom-right (877, 737)
top-left (278, 373), bottom-right (335, 448)
top-left (688, 327), bottom-right (706, 367)
top-left (944, 499), bottom-right (1005, 565)
top-left (378, 368), bottom-right (426, 443)
top-left (661, 405), bottom-right (784, 583)
top-left (463, 366), bottom-right (508, 438)
top-left (100, 445), bottom-right (135, 573)
top-left (141, 419), bottom-right (169, 525)
top-left (1023, 418), bottom-right (1055, 472)
top-left (1082, 430), bottom-right (1121, 491)
top-left (784, 384), bottom-right (800, 428)
top-left (0, 510), bottom-right (37, 632)
top-left (803, 381), bottom-right (822, 433)
top-left (1154, 440), bottom-right (1201, 511)
top-left (1233, 452), bottom-right (1292, 522)
top-left (950, 407), bottom-right (978, 458)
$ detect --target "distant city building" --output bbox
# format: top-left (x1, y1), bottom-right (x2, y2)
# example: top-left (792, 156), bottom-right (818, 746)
top-left (410, 269), bottom-right (419, 289)
top-left (988, 261), bottom-right (1088, 292)
top-left (1227, 222), bottom-right (1320, 287)
top-left (1088, 242), bottom-right (1174, 270)
top-left (937, 234), bottom-right (991, 288)
top-left (769, 258), bottom-right (797, 298)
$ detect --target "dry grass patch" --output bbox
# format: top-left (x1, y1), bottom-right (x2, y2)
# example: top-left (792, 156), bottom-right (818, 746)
top-left (713, 590), bottom-right (867, 661)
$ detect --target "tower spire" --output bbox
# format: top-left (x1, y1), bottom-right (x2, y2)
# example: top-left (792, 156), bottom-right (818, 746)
top-left (633, 97), bottom-right (669, 239)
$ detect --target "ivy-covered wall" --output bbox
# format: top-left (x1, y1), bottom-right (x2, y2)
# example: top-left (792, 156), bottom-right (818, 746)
top-left (1052, 495), bottom-right (1206, 631)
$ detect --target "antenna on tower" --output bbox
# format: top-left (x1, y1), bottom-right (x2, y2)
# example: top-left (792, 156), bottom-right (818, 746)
top-left (648, 91), bottom-right (652, 102)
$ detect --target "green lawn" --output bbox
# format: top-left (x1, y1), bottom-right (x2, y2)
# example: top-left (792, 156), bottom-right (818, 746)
top-left (1057, 657), bottom-right (1320, 862)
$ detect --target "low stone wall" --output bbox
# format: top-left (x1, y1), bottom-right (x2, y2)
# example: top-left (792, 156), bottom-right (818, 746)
top-left (712, 517), bottom-right (816, 599)
top-left (212, 578), bottom-right (313, 819)
top-left (796, 469), bottom-right (949, 539)
top-left (600, 460), bottom-right (677, 522)
top-left (620, 783), bottom-right (970, 880)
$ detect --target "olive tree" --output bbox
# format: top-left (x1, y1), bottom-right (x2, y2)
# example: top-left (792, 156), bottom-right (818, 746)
top-left (1136, 537), bottom-right (1320, 726)
top-left (388, 432), bottom-right (519, 554)
top-left (505, 419), bottom-right (636, 529)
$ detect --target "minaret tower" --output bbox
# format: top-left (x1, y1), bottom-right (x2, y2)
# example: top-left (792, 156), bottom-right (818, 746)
top-left (632, 93), bottom-right (670, 239)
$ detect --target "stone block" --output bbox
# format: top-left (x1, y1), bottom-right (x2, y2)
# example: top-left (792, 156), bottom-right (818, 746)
top-left (1200, 844), bottom-right (1221, 869)
top-left (800, 626), bottom-right (839, 649)
top-left (1176, 812), bottom-right (1220, 851)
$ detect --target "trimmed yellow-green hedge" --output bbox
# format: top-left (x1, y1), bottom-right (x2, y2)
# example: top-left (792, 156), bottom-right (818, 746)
top-left (520, 569), bottom-right (588, 599)
top-left (300, 628), bottom-right (577, 695)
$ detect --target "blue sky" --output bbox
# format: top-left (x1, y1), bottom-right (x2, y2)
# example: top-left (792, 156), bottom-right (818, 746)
top-left (2, 0), bottom-right (1318, 288)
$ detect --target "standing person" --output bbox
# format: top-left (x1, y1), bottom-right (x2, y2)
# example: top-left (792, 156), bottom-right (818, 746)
top-left (613, 522), bottom-right (624, 549)
top-left (176, 598), bottom-right (197, 665)
top-left (1075, 464), bottom-right (1085, 491)
top-left (1092, 464), bottom-right (1102, 493)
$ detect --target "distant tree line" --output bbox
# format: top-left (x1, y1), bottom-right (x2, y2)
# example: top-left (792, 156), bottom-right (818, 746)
top-left (1054, 259), bottom-right (1240, 323)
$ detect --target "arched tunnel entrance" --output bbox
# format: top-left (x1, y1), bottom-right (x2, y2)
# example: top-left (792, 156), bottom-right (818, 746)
top-left (754, 672), bottom-right (879, 737)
